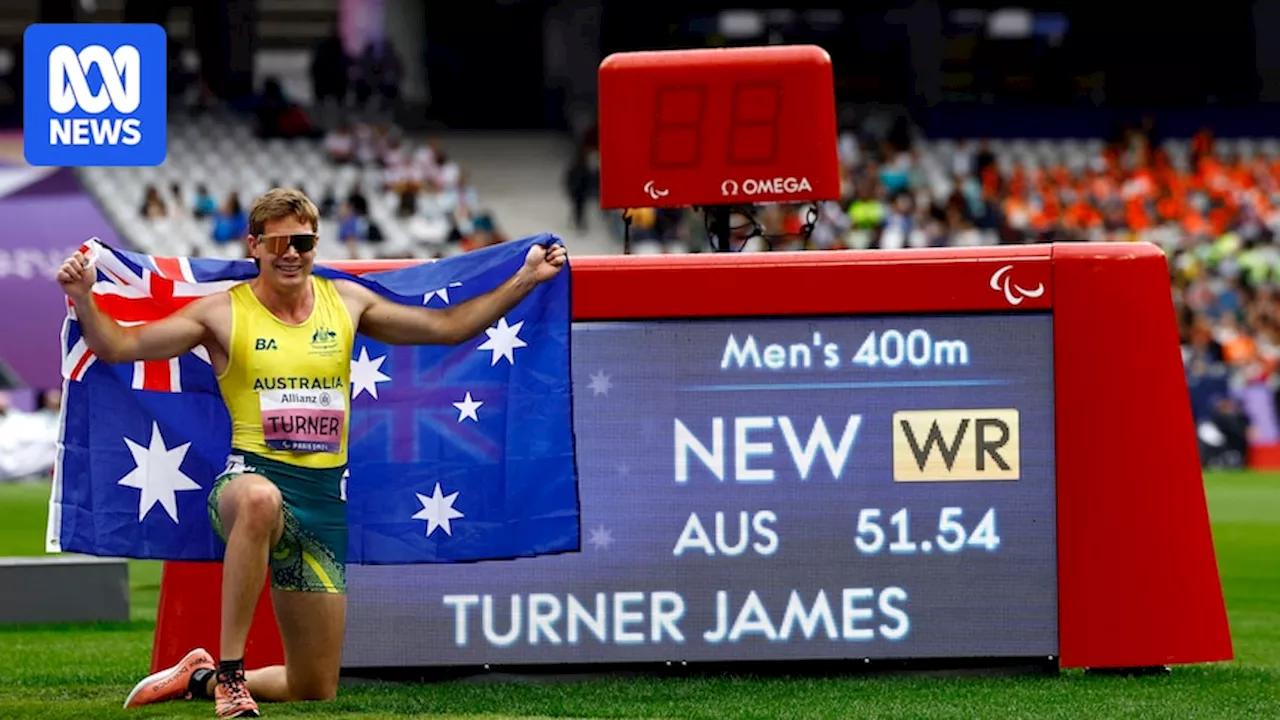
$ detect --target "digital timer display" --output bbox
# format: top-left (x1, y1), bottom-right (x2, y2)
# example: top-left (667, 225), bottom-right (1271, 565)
top-left (649, 81), bottom-right (783, 169)
top-left (598, 45), bottom-right (841, 210)
top-left (342, 313), bottom-right (1058, 668)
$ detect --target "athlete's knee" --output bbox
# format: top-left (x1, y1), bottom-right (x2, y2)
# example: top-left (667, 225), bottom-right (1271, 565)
top-left (222, 476), bottom-right (283, 535)
top-left (296, 684), bottom-right (338, 702)
top-left (287, 672), bottom-right (338, 702)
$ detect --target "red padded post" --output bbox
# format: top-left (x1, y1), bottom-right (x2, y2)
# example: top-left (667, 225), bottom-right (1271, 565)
top-left (1052, 243), bottom-right (1233, 668)
top-left (150, 562), bottom-right (284, 672)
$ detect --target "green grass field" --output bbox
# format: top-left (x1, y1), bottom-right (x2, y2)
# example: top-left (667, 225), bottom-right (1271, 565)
top-left (1, 473), bottom-right (1277, 719)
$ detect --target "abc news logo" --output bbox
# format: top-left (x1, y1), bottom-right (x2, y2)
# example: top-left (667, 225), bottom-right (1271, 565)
top-left (892, 409), bottom-right (1020, 482)
top-left (48, 44), bottom-right (142, 146)
top-left (24, 24), bottom-right (166, 167)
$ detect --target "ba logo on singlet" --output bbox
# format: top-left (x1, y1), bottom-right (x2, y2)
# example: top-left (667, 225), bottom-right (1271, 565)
top-left (23, 23), bottom-right (167, 167)
top-left (255, 339), bottom-right (278, 351)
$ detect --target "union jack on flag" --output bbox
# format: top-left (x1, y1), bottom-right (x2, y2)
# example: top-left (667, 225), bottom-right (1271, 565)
top-left (49, 235), bottom-right (581, 565)
top-left (61, 240), bottom-right (249, 394)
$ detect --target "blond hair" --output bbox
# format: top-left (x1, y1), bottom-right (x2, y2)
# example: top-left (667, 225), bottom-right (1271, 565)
top-left (248, 187), bottom-right (319, 236)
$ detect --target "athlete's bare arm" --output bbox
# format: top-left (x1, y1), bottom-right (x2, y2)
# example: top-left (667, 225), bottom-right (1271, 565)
top-left (338, 269), bottom-right (539, 346)
top-left (336, 243), bottom-right (567, 346)
top-left (56, 250), bottom-right (231, 366)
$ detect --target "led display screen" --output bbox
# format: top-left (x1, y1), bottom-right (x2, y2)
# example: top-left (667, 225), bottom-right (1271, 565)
top-left (344, 314), bottom-right (1058, 667)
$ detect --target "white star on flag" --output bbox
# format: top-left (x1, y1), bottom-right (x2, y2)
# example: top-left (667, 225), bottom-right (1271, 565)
top-left (587, 370), bottom-right (612, 396)
top-left (453, 391), bottom-right (483, 422)
top-left (476, 317), bottom-right (527, 366)
top-left (350, 346), bottom-right (392, 399)
top-left (424, 281), bottom-right (464, 305)
top-left (411, 482), bottom-right (466, 537)
top-left (116, 422), bottom-right (201, 523)
top-left (587, 525), bottom-right (615, 550)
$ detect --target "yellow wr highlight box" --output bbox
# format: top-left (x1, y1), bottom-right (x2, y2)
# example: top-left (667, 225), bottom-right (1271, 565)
top-left (892, 409), bottom-right (1020, 482)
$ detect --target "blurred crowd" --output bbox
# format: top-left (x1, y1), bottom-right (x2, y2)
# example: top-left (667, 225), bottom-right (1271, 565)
top-left (0, 390), bottom-right (61, 483)
top-left (318, 121), bottom-right (507, 255)
top-left (127, 31), bottom-right (504, 262)
top-left (1177, 234), bottom-right (1280, 467)
top-left (135, 118), bottom-right (505, 260)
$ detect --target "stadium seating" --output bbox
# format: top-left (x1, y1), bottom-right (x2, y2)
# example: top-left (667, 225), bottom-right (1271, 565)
top-left (76, 111), bottom-right (491, 263)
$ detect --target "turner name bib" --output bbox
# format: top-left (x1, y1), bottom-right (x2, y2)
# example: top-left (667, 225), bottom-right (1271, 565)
top-left (259, 387), bottom-right (348, 453)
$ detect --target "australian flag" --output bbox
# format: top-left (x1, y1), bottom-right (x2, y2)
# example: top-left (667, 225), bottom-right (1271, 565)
top-left (48, 234), bottom-right (580, 564)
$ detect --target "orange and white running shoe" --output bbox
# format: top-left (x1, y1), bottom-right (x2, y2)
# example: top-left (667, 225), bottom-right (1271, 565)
top-left (122, 647), bottom-right (216, 708)
top-left (214, 667), bottom-right (260, 718)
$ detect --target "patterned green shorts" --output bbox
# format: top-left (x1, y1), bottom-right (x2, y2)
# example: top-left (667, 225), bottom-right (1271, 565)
top-left (208, 450), bottom-right (349, 594)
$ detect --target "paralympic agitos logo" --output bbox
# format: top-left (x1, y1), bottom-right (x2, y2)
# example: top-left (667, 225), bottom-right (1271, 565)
top-left (989, 265), bottom-right (1045, 306)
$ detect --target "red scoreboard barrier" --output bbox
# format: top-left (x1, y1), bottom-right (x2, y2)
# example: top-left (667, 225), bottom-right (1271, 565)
top-left (151, 241), bottom-right (1232, 673)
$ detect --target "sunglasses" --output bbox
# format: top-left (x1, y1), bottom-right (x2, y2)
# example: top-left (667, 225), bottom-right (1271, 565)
top-left (257, 233), bottom-right (317, 254)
